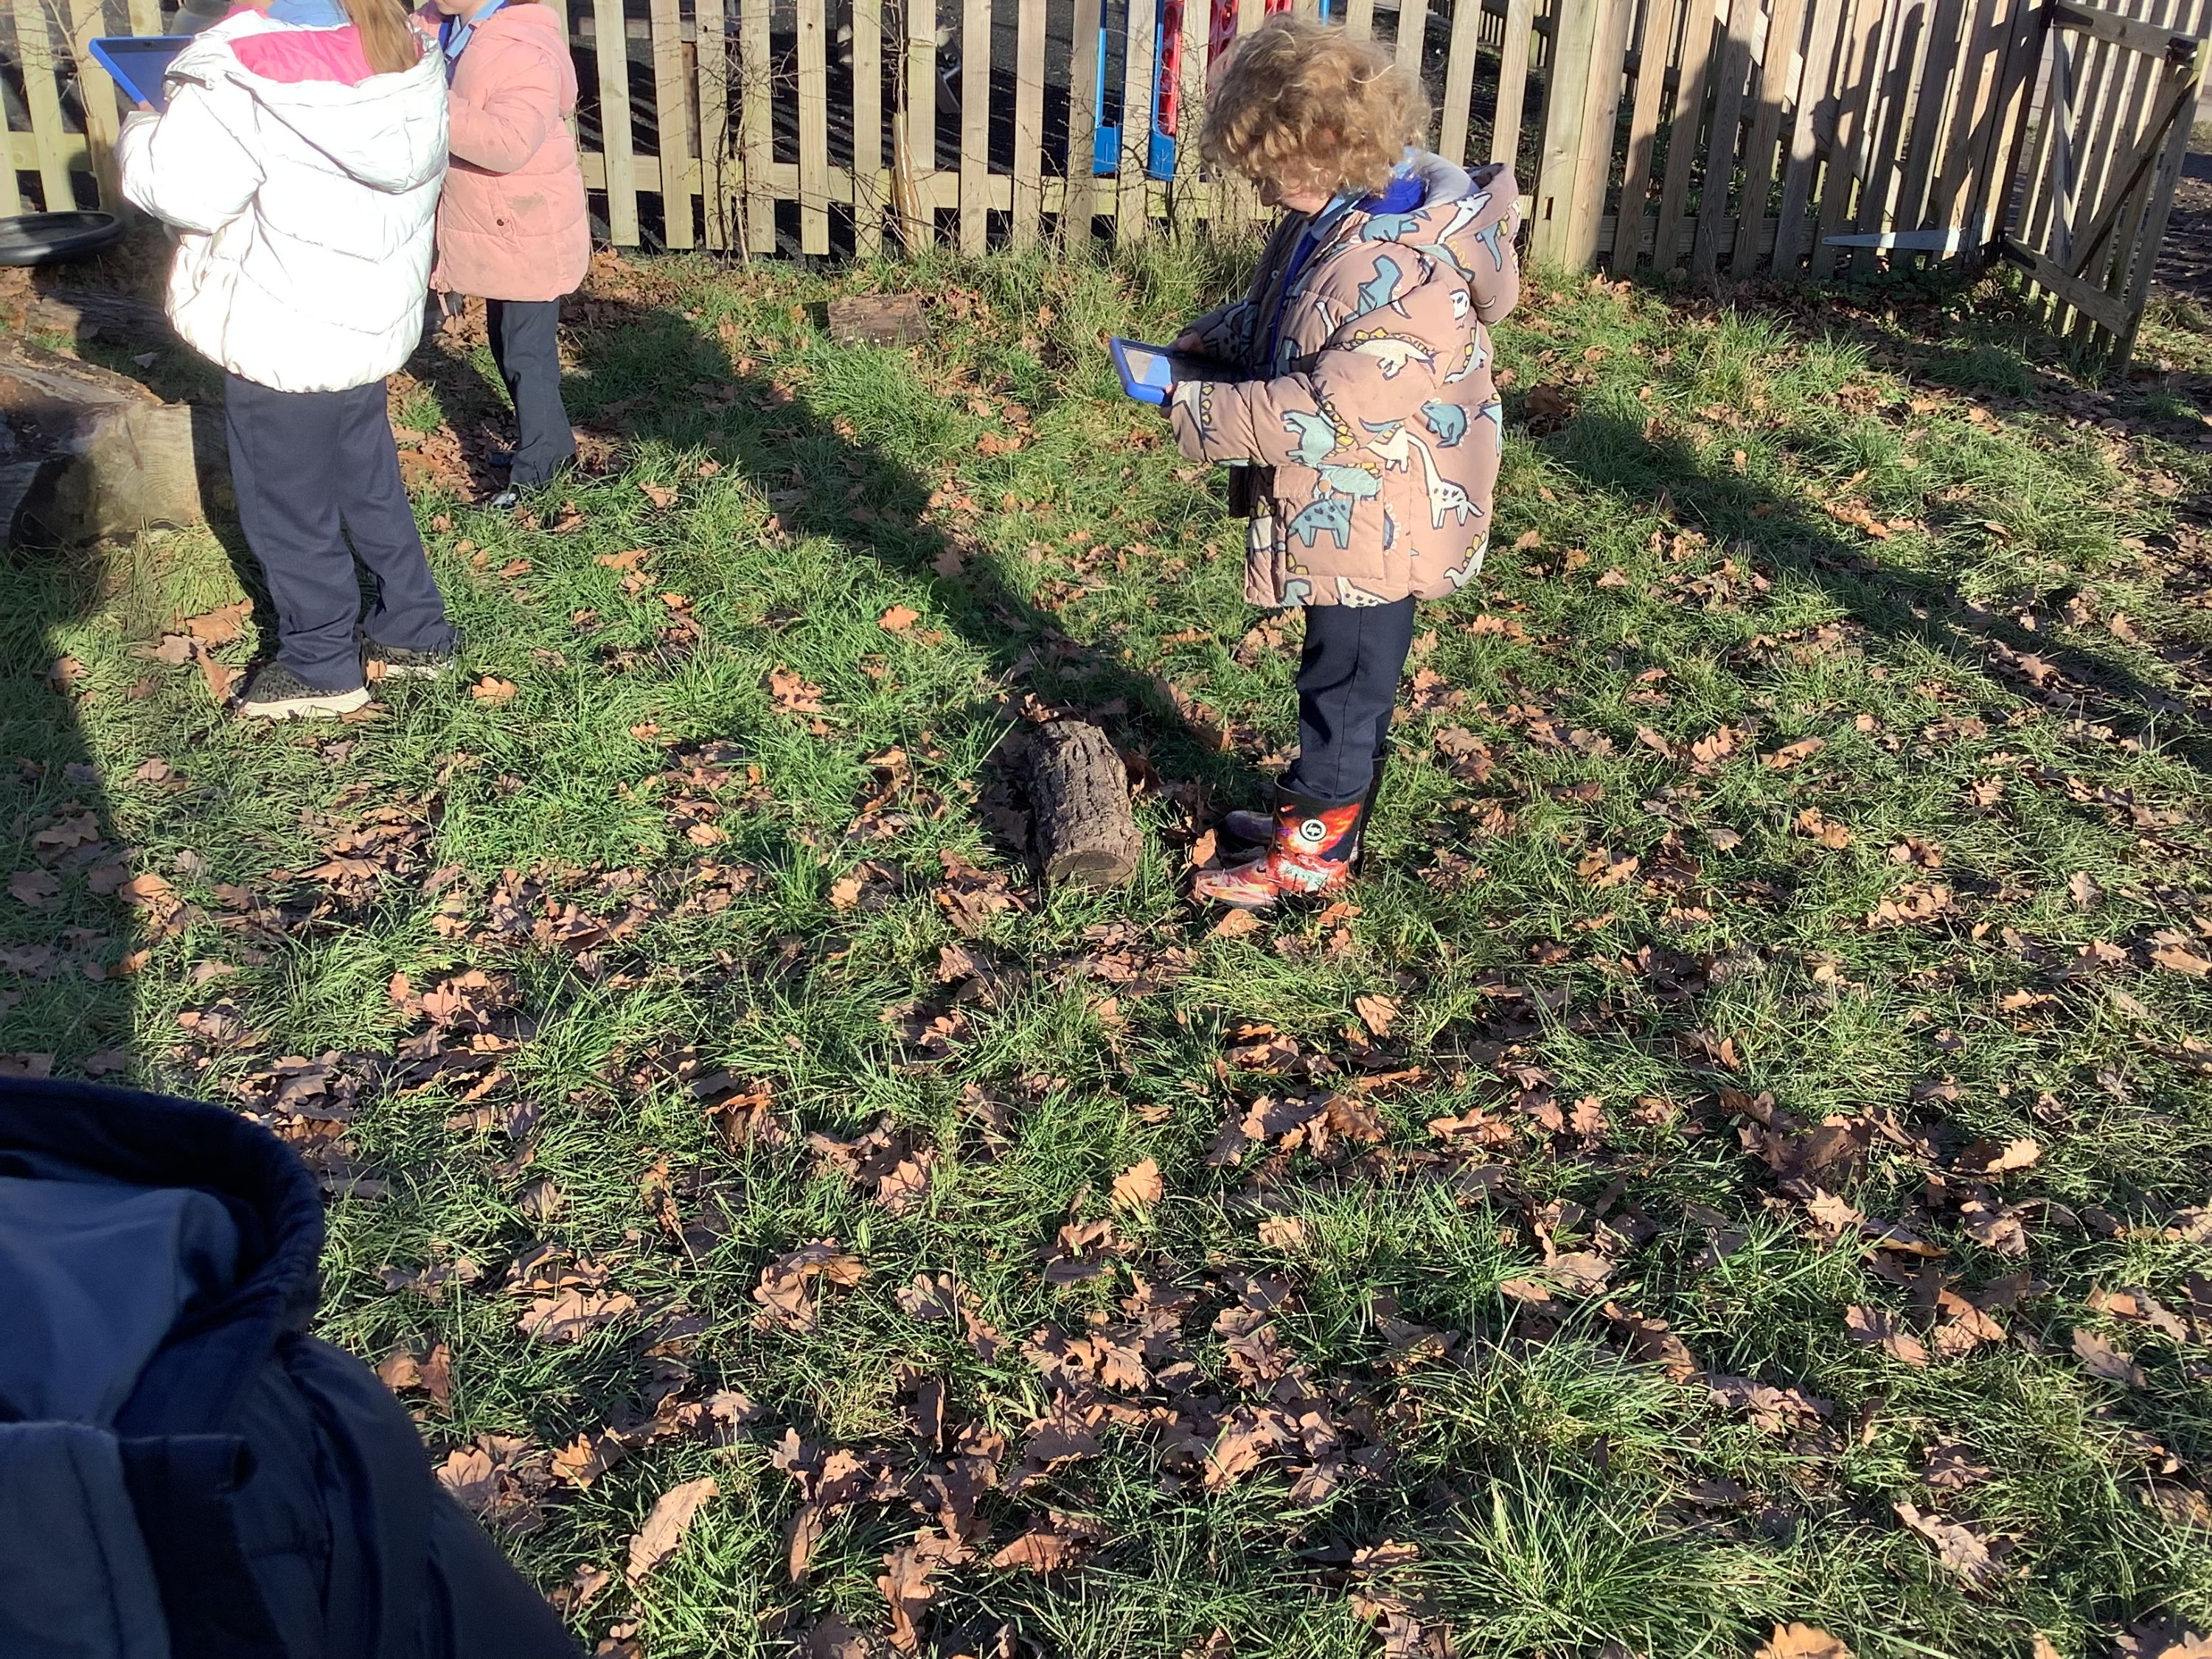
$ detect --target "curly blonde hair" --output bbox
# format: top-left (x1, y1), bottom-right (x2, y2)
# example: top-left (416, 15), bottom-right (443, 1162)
top-left (1200, 16), bottom-right (1429, 201)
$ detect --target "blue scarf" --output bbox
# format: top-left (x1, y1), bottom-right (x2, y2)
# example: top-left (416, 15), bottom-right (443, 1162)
top-left (265, 0), bottom-right (347, 23)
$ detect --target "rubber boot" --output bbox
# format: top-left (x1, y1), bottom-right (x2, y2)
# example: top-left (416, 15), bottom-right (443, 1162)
top-left (1192, 789), bottom-right (1366, 910)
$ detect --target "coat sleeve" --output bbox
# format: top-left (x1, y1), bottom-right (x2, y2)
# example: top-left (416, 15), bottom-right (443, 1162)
top-left (446, 33), bottom-right (558, 174)
top-left (1166, 256), bottom-right (1461, 470)
top-left (1465, 164), bottom-right (1522, 326)
top-left (116, 83), bottom-right (262, 234)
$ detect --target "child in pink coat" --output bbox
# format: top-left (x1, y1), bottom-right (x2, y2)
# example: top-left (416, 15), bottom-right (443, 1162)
top-left (420, 0), bottom-right (589, 505)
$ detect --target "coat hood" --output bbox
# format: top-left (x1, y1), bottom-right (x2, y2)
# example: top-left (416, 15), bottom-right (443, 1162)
top-left (1337, 154), bottom-right (1519, 288)
top-left (471, 1), bottom-right (568, 60)
top-left (171, 15), bottom-right (448, 193)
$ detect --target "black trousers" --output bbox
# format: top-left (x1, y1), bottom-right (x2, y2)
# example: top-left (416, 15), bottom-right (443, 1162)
top-left (1282, 597), bottom-right (1417, 807)
top-left (486, 297), bottom-right (576, 488)
top-left (223, 373), bottom-right (456, 691)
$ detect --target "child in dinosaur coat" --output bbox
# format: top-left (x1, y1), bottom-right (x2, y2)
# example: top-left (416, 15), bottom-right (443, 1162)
top-left (1168, 15), bottom-right (1519, 908)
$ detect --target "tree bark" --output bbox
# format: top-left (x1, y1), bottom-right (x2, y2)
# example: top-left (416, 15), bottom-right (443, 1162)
top-left (0, 338), bottom-right (217, 547)
top-left (1024, 720), bottom-right (1141, 889)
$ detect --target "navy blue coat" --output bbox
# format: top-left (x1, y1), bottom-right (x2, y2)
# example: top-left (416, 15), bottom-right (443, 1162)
top-left (0, 1076), bottom-right (580, 1659)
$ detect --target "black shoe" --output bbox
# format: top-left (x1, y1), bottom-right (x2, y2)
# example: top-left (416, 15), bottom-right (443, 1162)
top-left (364, 636), bottom-right (458, 682)
top-left (234, 663), bottom-right (369, 721)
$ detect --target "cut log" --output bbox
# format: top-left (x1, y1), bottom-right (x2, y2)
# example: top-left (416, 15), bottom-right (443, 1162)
top-left (826, 293), bottom-right (930, 347)
top-left (1024, 719), bottom-right (1141, 889)
top-left (0, 338), bottom-right (218, 546)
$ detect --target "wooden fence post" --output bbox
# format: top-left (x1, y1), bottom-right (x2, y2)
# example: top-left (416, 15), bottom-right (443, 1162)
top-left (650, 0), bottom-right (694, 248)
top-left (1531, 0), bottom-right (1613, 265)
top-left (854, 0), bottom-right (885, 255)
top-left (740, 0), bottom-right (773, 251)
top-left (798, 0), bottom-right (831, 254)
top-left (1012, 0), bottom-right (1047, 246)
top-left (1118, 0), bottom-right (1158, 246)
top-left (900, 0), bottom-right (937, 248)
top-left (1065, 0), bottom-right (1102, 246)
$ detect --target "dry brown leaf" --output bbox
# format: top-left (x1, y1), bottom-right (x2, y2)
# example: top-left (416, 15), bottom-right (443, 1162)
top-left (767, 666), bottom-right (826, 714)
top-left (1893, 1501), bottom-right (2009, 1588)
top-left (877, 1531), bottom-right (971, 1653)
top-left (880, 604), bottom-right (922, 632)
top-left (2151, 944), bottom-right (2212, 976)
top-left (516, 1288), bottom-right (639, 1342)
top-left (1754, 1624), bottom-right (1854, 1659)
top-left (2073, 1326), bottom-right (2149, 1388)
top-left (1353, 993), bottom-right (1399, 1038)
top-left (1257, 1216), bottom-right (1309, 1249)
top-left (470, 675), bottom-right (518, 704)
top-left (1845, 1304), bottom-right (1929, 1366)
top-left (626, 1475), bottom-right (718, 1582)
top-left (1111, 1158), bottom-right (1164, 1211)
top-left (435, 1444), bottom-right (498, 1512)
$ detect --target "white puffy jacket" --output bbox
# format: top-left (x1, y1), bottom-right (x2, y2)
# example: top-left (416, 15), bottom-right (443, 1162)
top-left (116, 12), bottom-right (447, 394)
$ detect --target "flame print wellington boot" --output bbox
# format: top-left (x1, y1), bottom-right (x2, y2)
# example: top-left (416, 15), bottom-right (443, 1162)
top-left (1192, 790), bottom-right (1368, 911)
top-left (1220, 757), bottom-right (1385, 873)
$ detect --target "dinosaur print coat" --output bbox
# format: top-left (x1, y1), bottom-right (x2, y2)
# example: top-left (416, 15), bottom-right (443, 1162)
top-left (1167, 156), bottom-right (1520, 609)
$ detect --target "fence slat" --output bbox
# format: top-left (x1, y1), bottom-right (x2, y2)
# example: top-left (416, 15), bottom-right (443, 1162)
top-left (2072, 0), bottom-right (2156, 258)
top-left (1491, 0), bottom-right (1539, 170)
top-left (1808, 0), bottom-right (1885, 274)
top-left (650, 0), bottom-right (694, 247)
top-left (740, 0), bottom-right (772, 250)
top-left (589, 0), bottom-right (639, 246)
top-left (1011, 0), bottom-right (1046, 244)
top-left (1652, 0), bottom-right (1717, 269)
top-left (125, 0), bottom-right (159, 35)
top-left (69, 0), bottom-right (123, 208)
top-left (852, 0), bottom-right (884, 253)
top-left (1439, 0), bottom-right (1484, 167)
top-left (1732, 0), bottom-right (1806, 274)
top-left (1117, 0), bottom-right (1157, 246)
top-left (1612, 0), bottom-right (1682, 271)
top-left (1927, 0), bottom-right (2006, 235)
top-left (2114, 27), bottom-right (2203, 359)
top-left (1771, 0), bottom-right (1848, 268)
top-left (14, 0), bottom-right (77, 212)
top-left (1065, 0), bottom-right (1102, 242)
top-left (958, 0), bottom-right (991, 253)
top-left (1889, 0), bottom-right (1970, 244)
top-left (1691, 0), bottom-right (1756, 278)
top-left (1975, 0), bottom-right (2047, 243)
top-left (1397, 0), bottom-right (1432, 77)
top-left (1346, 0), bottom-right (1376, 40)
top-left (798, 0), bottom-right (831, 252)
top-left (900, 0), bottom-right (936, 246)
top-left (1567, 0), bottom-right (1632, 258)
top-left (698, 0), bottom-right (731, 249)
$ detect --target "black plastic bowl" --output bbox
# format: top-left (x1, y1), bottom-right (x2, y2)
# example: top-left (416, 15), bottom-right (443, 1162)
top-left (0, 212), bottom-right (127, 268)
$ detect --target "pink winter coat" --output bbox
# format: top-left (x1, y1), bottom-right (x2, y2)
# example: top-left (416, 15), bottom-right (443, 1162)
top-left (422, 1), bottom-right (589, 301)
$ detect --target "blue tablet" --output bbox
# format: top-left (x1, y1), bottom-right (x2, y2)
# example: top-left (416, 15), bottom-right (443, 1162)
top-left (1109, 336), bottom-right (1225, 406)
top-left (88, 36), bottom-right (189, 112)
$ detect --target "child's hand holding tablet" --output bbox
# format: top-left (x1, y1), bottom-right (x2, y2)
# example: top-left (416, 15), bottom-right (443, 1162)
top-left (1110, 336), bottom-right (1227, 406)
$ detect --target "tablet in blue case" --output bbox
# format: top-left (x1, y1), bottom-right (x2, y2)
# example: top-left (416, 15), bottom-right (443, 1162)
top-left (89, 36), bottom-right (189, 112)
top-left (1109, 336), bottom-right (1225, 406)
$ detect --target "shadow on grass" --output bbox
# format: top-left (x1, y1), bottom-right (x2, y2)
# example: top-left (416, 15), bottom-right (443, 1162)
top-left (524, 283), bottom-right (1273, 821)
top-left (1537, 402), bottom-right (2212, 779)
top-left (0, 540), bottom-right (139, 1082)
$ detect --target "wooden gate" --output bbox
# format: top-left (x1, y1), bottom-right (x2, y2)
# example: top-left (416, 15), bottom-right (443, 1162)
top-left (1994, 0), bottom-right (2209, 362)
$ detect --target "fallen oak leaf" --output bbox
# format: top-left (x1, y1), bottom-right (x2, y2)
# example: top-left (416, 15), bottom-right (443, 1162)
top-left (516, 1288), bottom-right (639, 1342)
top-left (879, 604), bottom-right (922, 632)
top-left (877, 1530), bottom-right (973, 1654)
top-left (1110, 1157), bottom-right (1164, 1211)
top-left (1755, 1624), bottom-right (1855, 1659)
top-left (1845, 1304), bottom-right (1930, 1366)
top-left (625, 1475), bottom-right (718, 1582)
top-left (470, 675), bottom-right (518, 705)
top-left (2072, 1326), bottom-right (2149, 1388)
top-left (1893, 1501), bottom-right (2011, 1588)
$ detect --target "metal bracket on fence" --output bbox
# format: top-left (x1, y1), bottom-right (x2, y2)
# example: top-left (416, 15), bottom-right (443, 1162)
top-left (1820, 226), bottom-right (1981, 253)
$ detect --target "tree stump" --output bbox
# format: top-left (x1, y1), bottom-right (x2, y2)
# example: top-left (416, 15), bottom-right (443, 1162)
top-left (1024, 720), bottom-right (1141, 889)
top-left (0, 338), bottom-right (217, 546)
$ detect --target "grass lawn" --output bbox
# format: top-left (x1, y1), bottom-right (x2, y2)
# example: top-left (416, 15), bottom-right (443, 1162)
top-left (6, 237), bottom-right (2212, 1659)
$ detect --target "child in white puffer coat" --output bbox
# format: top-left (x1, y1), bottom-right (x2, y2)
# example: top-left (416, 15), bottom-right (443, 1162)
top-left (119, 0), bottom-right (459, 720)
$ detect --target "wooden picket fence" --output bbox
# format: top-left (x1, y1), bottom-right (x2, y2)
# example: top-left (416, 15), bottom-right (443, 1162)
top-left (4, 0), bottom-right (2206, 352)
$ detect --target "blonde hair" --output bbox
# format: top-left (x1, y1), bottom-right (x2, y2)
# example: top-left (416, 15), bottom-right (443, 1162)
top-left (1200, 16), bottom-right (1429, 199)
top-left (341, 0), bottom-right (421, 74)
